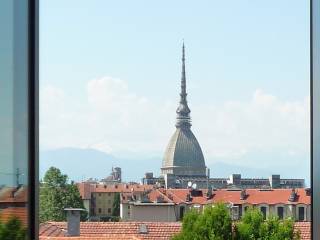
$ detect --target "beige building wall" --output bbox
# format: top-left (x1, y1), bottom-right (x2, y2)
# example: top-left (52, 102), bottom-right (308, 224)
top-left (93, 192), bottom-right (116, 217)
top-left (295, 204), bottom-right (311, 221)
top-left (241, 203), bottom-right (310, 221)
top-left (130, 204), bottom-right (177, 222)
top-left (82, 199), bottom-right (90, 216)
top-left (120, 202), bottom-right (131, 220)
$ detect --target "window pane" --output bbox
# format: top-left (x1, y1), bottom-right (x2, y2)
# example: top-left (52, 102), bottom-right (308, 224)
top-left (277, 207), bottom-right (284, 220)
top-left (0, 0), bottom-right (29, 236)
top-left (298, 207), bottom-right (305, 221)
top-left (260, 207), bottom-right (267, 220)
top-left (40, 0), bottom-right (310, 239)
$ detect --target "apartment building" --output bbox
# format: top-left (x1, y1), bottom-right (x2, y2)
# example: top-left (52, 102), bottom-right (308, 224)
top-left (121, 187), bottom-right (311, 222)
top-left (77, 182), bottom-right (153, 220)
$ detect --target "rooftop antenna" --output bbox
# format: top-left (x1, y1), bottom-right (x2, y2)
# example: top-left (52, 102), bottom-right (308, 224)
top-left (0, 168), bottom-right (24, 187)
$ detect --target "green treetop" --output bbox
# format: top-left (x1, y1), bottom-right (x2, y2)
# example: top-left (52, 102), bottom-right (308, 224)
top-left (234, 207), bottom-right (300, 240)
top-left (39, 167), bottom-right (87, 222)
top-left (172, 203), bottom-right (233, 240)
top-left (0, 216), bottom-right (27, 240)
top-left (172, 204), bottom-right (300, 240)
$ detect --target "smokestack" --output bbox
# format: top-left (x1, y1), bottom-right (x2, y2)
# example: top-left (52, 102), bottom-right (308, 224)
top-left (64, 208), bottom-right (84, 237)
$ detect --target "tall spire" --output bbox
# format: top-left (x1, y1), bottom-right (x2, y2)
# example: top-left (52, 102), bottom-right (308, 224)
top-left (176, 42), bottom-right (191, 128)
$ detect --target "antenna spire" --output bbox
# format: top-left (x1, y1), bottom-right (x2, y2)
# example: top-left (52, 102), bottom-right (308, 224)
top-left (176, 42), bottom-right (191, 128)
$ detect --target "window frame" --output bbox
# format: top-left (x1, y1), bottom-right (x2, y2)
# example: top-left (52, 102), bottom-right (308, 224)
top-left (28, 0), bottom-right (38, 239)
top-left (298, 205), bottom-right (306, 221)
top-left (311, 0), bottom-right (320, 238)
top-left (23, 0), bottom-right (320, 238)
top-left (276, 205), bottom-right (285, 220)
top-left (259, 205), bottom-right (268, 220)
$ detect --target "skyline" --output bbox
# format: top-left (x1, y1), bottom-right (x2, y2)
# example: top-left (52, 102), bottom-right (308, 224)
top-left (40, 0), bottom-right (310, 181)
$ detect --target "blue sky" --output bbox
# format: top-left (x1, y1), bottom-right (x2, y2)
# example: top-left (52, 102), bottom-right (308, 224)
top-left (40, 0), bottom-right (310, 180)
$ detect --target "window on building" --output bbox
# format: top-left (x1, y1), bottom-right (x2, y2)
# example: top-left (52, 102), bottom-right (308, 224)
top-left (108, 193), bottom-right (111, 196)
top-left (99, 193), bottom-right (101, 197)
top-left (260, 206), bottom-right (267, 220)
top-left (179, 206), bottom-right (185, 220)
top-left (277, 207), bottom-right (284, 220)
top-left (98, 208), bottom-right (102, 213)
top-left (298, 206), bottom-right (305, 221)
top-left (231, 206), bottom-right (239, 220)
top-left (108, 208), bottom-right (111, 213)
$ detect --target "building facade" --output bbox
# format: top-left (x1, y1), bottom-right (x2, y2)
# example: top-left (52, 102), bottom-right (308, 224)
top-left (77, 182), bottom-right (153, 221)
top-left (143, 173), bottom-right (305, 190)
top-left (121, 187), bottom-right (311, 222)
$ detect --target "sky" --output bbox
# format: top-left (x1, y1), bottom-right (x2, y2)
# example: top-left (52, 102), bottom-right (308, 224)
top-left (40, 0), bottom-right (310, 179)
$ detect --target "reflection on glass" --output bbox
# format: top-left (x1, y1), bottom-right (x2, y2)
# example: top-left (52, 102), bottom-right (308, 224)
top-left (0, 0), bottom-right (29, 236)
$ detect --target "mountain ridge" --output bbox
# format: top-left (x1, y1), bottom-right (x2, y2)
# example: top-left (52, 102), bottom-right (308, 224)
top-left (40, 147), bottom-right (309, 186)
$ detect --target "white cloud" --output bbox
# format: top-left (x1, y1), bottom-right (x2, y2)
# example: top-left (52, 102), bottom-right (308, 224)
top-left (40, 77), bottom-right (310, 167)
top-left (194, 89), bottom-right (309, 166)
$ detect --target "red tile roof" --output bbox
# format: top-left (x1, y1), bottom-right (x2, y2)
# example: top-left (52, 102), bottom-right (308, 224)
top-left (0, 207), bottom-right (28, 226)
top-left (0, 186), bottom-right (27, 203)
top-left (147, 189), bottom-right (173, 203)
top-left (39, 221), bottom-right (310, 240)
top-left (39, 221), bottom-right (181, 240)
top-left (294, 222), bottom-right (311, 240)
top-left (163, 189), bottom-right (207, 205)
top-left (152, 188), bottom-right (310, 205)
top-left (77, 183), bottom-right (154, 199)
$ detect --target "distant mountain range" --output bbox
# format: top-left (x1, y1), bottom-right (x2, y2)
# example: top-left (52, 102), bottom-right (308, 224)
top-left (40, 148), bottom-right (161, 183)
top-left (40, 147), bottom-right (310, 186)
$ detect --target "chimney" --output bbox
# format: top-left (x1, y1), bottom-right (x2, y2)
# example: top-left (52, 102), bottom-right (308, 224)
top-left (206, 187), bottom-right (213, 199)
top-left (138, 224), bottom-right (148, 234)
top-left (288, 188), bottom-right (297, 202)
top-left (64, 208), bottom-right (84, 237)
top-left (186, 193), bottom-right (192, 202)
top-left (305, 188), bottom-right (311, 196)
top-left (240, 189), bottom-right (247, 200)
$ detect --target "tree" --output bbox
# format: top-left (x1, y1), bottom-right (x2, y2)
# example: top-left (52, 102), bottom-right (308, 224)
top-left (234, 207), bottom-right (264, 240)
top-left (112, 193), bottom-right (120, 217)
top-left (40, 167), bottom-right (88, 222)
top-left (0, 216), bottom-right (27, 240)
top-left (172, 205), bottom-right (300, 240)
top-left (172, 203), bottom-right (232, 240)
top-left (234, 207), bottom-right (300, 240)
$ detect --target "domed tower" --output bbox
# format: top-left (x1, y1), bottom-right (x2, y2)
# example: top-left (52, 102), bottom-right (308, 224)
top-left (161, 44), bottom-right (207, 177)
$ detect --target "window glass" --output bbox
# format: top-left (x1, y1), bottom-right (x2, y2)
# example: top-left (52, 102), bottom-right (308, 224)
top-left (260, 206), bottom-right (267, 220)
top-left (39, 0), bottom-right (310, 239)
top-left (0, 0), bottom-right (29, 236)
top-left (298, 206), bottom-right (305, 221)
top-left (179, 206), bottom-right (185, 220)
top-left (277, 207), bottom-right (284, 220)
